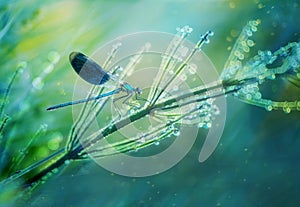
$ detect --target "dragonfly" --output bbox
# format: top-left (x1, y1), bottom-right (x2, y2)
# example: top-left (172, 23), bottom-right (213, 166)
top-left (47, 52), bottom-right (144, 112)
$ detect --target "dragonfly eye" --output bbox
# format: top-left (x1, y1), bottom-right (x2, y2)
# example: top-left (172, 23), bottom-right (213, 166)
top-left (136, 87), bottom-right (142, 94)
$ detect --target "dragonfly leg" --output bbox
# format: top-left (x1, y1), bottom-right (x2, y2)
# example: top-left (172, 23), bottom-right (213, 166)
top-left (113, 93), bottom-right (130, 118)
top-left (135, 93), bottom-right (150, 105)
top-left (123, 93), bottom-right (143, 109)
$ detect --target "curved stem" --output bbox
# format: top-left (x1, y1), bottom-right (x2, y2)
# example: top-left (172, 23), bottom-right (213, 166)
top-left (20, 77), bottom-right (247, 187)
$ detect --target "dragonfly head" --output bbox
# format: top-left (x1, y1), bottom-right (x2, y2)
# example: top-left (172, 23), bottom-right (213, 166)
top-left (135, 87), bottom-right (142, 94)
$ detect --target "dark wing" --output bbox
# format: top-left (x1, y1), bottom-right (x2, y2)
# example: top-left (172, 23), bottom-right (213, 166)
top-left (69, 52), bottom-right (110, 85)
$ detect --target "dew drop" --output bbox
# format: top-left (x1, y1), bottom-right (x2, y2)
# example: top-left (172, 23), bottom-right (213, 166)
top-left (246, 30), bottom-right (253, 37)
top-left (283, 107), bottom-right (291, 114)
top-left (32, 77), bottom-right (44, 90)
top-left (115, 65), bottom-right (123, 72)
top-left (204, 122), bottom-right (212, 129)
top-left (234, 50), bottom-right (241, 57)
top-left (269, 74), bottom-right (276, 80)
top-left (297, 102), bottom-right (300, 111)
top-left (197, 123), bottom-right (204, 128)
top-left (180, 74), bottom-right (187, 81)
top-left (140, 137), bottom-right (146, 143)
top-left (204, 116), bottom-right (211, 122)
top-left (52, 168), bottom-right (59, 174)
top-left (255, 92), bottom-right (262, 99)
top-left (173, 130), bottom-right (180, 137)
top-left (48, 51), bottom-right (60, 63)
top-left (243, 46), bottom-right (250, 53)
top-left (207, 30), bottom-right (214, 36)
top-left (185, 26), bottom-right (193, 33)
top-left (44, 64), bottom-right (54, 74)
top-left (189, 63), bottom-right (197, 74)
top-left (257, 3), bottom-right (264, 9)
top-left (251, 26), bottom-right (257, 32)
top-left (265, 105), bottom-right (273, 111)
top-left (129, 109), bottom-right (135, 115)
top-left (238, 54), bottom-right (244, 60)
top-left (17, 61), bottom-right (28, 70)
top-left (247, 39), bottom-right (255, 47)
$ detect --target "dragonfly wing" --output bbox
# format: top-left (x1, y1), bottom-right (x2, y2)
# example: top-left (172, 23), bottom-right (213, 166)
top-left (69, 52), bottom-right (110, 85)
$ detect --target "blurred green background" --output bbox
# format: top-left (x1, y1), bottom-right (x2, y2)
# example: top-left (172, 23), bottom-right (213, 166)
top-left (0, 0), bottom-right (300, 206)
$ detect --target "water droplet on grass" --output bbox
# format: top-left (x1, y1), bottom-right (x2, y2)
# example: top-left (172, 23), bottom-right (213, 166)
top-left (48, 51), bottom-right (60, 63)
top-left (265, 105), bottom-right (273, 111)
top-left (32, 77), bottom-right (44, 89)
top-left (189, 63), bottom-right (197, 74)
